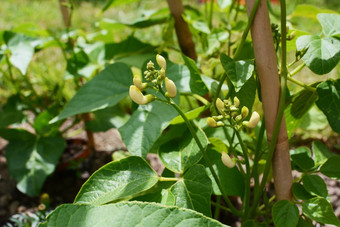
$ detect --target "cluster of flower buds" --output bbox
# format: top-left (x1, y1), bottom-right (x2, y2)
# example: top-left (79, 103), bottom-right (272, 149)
top-left (207, 97), bottom-right (260, 129)
top-left (129, 54), bottom-right (177, 105)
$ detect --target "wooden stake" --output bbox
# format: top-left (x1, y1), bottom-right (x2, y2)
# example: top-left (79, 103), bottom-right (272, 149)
top-left (166, 0), bottom-right (197, 60)
top-left (246, 0), bottom-right (292, 200)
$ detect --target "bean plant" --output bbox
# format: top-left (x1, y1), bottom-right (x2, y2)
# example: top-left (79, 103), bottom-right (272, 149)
top-left (0, 0), bottom-right (340, 226)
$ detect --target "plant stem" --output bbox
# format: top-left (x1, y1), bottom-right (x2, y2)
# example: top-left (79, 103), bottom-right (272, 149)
top-left (211, 200), bottom-right (232, 213)
top-left (289, 62), bottom-right (306, 77)
top-left (235, 130), bottom-right (251, 217)
top-left (214, 196), bottom-right (221, 219)
top-left (180, 92), bottom-right (209, 105)
top-left (208, 0), bottom-right (214, 29)
top-left (233, 0), bottom-right (261, 60)
top-left (169, 100), bottom-right (242, 217)
top-left (159, 177), bottom-right (179, 182)
top-left (5, 55), bottom-right (19, 94)
top-left (287, 76), bottom-right (316, 92)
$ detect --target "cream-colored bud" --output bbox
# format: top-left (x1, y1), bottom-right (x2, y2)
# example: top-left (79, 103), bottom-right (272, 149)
top-left (165, 77), bottom-right (177, 98)
top-left (221, 152), bottom-right (235, 168)
top-left (158, 68), bottom-right (166, 81)
top-left (129, 85), bottom-right (155, 105)
top-left (133, 75), bottom-right (148, 90)
top-left (147, 61), bottom-right (155, 71)
top-left (156, 54), bottom-right (166, 70)
top-left (207, 117), bottom-right (217, 127)
top-left (216, 98), bottom-right (224, 114)
top-left (241, 106), bottom-right (249, 119)
top-left (247, 111), bottom-right (260, 128)
top-left (234, 97), bottom-right (240, 108)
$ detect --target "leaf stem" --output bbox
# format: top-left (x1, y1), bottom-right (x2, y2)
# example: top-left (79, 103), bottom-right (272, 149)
top-left (211, 200), bottom-right (232, 213)
top-left (287, 76), bottom-right (316, 92)
top-left (169, 100), bottom-right (242, 217)
top-left (289, 62), bottom-right (306, 77)
top-left (159, 177), bottom-right (179, 182)
top-left (213, 196), bottom-right (222, 219)
top-left (208, 0), bottom-right (214, 29)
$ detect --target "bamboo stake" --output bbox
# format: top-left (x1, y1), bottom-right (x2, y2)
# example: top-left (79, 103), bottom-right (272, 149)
top-left (166, 0), bottom-right (197, 60)
top-left (245, 0), bottom-right (292, 200)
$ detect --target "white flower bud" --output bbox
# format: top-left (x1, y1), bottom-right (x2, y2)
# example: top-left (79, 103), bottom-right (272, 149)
top-left (129, 85), bottom-right (155, 105)
top-left (156, 54), bottom-right (166, 70)
top-left (158, 68), bottom-right (166, 81)
top-left (241, 106), bottom-right (249, 119)
top-left (221, 152), bottom-right (236, 168)
top-left (133, 75), bottom-right (148, 90)
top-left (247, 111), bottom-right (260, 128)
top-left (207, 117), bottom-right (217, 127)
top-left (165, 77), bottom-right (177, 98)
top-left (216, 98), bottom-right (224, 114)
top-left (234, 97), bottom-right (240, 108)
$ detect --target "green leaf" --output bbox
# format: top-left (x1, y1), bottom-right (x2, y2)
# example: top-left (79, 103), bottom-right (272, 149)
top-left (6, 33), bottom-right (35, 75)
top-left (302, 197), bottom-right (340, 226)
top-left (74, 156), bottom-right (159, 205)
top-left (132, 181), bottom-right (175, 205)
top-left (85, 105), bottom-right (129, 132)
top-left (2, 130), bottom-right (65, 196)
top-left (300, 105), bottom-right (328, 131)
top-left (312, 141), bottom-right (335, 165)
top-left (293, 182), bottom-right (314, 201)
top-left (316, 79), bottom-right (340, 133)
top-left (171, 106), bottom-right (206, 125)
top-left (33, 109), bottom-right (60, 137)
top-left (317, 13), bottom-right (340, 37)
top-left (272, 200), bottom-right (299, 227)
top-left (290, 147), bottom-right (315, 172)
top-left (291, 89), bottom-right (318, 118)
top-left (119, 101), bottom-right (178, 157)
top-left (235, 76), bottom-right (256, 115)
top-left (320, 156), bottom-right (340, 179)
top-left (170, 165), bottom-right (212, 217)
top-left (200, 148), bottom-right (244, 196)
top-left (302, 174), bottom-right (329, 199)
top-left (158, 128), bottom-right (208, 173)
top-left (291, 4), bottom-right (337, 21)
top-left (182, 55), bottom-right (209, 96)
top-left (51, 63), bottom-right (133, 122)
top-left (297, 216), bottom-right (314, 227)
top-left (296, 35), bottom-right (340, 75)
top-left (160, 189), bottom-right (176, 206)
top-left (0, 95), bottom-right (25, 128)
top-left (220, 54), bottom-right (254, 92)
top-left (41, 201), bottom-right (228, 227)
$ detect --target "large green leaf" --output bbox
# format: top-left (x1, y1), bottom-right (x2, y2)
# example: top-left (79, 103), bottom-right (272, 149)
top-left (182, 55), bottom-right (209, 95)
top-left (40, 201), bottom-right (228, 227)
top-left (236, 76), bottom-right (257, 116)
top-left (170, 165), bottom-right (212, 217)
top-left (272, 200), bottom-right (299, 227)
top-left (302, 174), bottom-right (329, 199)
top-left (1, 129), bottom-right (65, 196)
top-left (0, 95), bottom-right (25, 128)
top-left (317, 13), bottom-right (340, 37)
top-left (158, 129), bottom-right (208, 173)
top-left (220, 54), bottom-right (254, 92)
top-left (75, 156), bottom-right (158, 205)
top-left (296, 35), bottom-right (340, 75)
top-left (5, 33), bottom-right (36, 75)
top-left (51, 63), bottom-right (133, 122)
top-left (119, 101), bottom-right (178, 157)
top-left (315, 79), bottom-right (340, 133)
top-left (290, 147), bottom-right (315, 172)
top-left (200, 147), bottom-right (244, 196)
top-left (312, 141), bottom-right (336, 165)
top-left (302, 197), bottom-right (340, 226)
top-left (320, 156), bottom-right (340, 179)
top-left (292, 182), bottom-right (314, 201)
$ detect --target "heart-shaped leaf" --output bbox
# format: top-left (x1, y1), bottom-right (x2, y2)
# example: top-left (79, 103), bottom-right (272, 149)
top-left (320, 156), bottom-right (340, 179)
top-left (317, 13), bottom-right (340, 37)
top-left (74, 156), bottom-right (159, 205)
top-left (272, 200), bottom-right (299, 227)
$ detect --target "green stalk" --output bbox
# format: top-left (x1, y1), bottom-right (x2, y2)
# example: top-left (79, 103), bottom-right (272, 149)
top-left (208, 0), bottom-right (214, 29)
top-left (287, 76), bottom-right (316, 92)
top-left (235, 130), bottom-right (251, 217)
top-left (289, 62), bottom-right (306, 76)
top-left (211, 200), bottom-right (232, 213)
top-left (170, 100), bottom-right (242, 217)
top-left (233, 0), bottom-right (261, 60)
top-left (249, 0), bottom-right (288, 217)
top-left (159, 177), bottom-right (179, 182)
top-left (214, 196), bottom-right (222, 219)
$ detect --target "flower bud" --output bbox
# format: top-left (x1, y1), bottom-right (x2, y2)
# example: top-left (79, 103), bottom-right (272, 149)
top-left (133, 75), bottom-right (148, 90)
top-left (221, 152), bottom-right (235, 168)
top-left (158, 68), bottom-right (166, 81)
top-left (147, 61), bottom-right (155, 71)
top-left (129, 85), bottom-right (155, 105)
top-left (216, 98), bottom-right (224, 114)
top-left (247, 111), bottom-right (260, 128)
top-left (233, 97), bottom-right (240, 108)
top-left (235, 114), bottom-right (242, 123)
top-left (241, 106), bottom-right (249, 119)
top-left (207, 117), bottom-right (217, 127)
top-left (156, 54), bottom-right (166, 70)
top-left (165, 77), bottom-right (177, 98)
